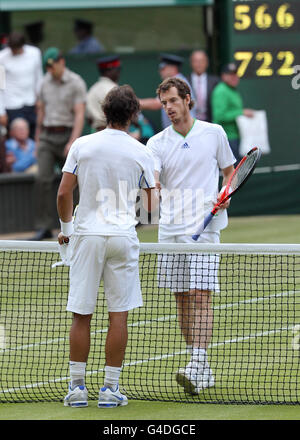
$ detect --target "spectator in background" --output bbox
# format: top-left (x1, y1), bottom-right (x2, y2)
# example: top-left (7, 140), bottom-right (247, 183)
top-left (0, 91), bottom-right (9, 173)
top-left (69, 19), bottom-right (105, 55)
top-left (86, 55), bottom-right (121, 131)
top-left (0, 31), bottom-right (43, 139)
top-left (5, 118), bottom-right (37, 173)
top-left (129, 113), bottom-right (155, 145)
top-left (24, 21), bottom-right (44, 47)
top-left (31, 47), bottom-right (86, 241)
top-left (211, 63), bottom-right (254, 163)
top-left (139, 53), bottom-right (196, 129)
top-left (189, 50), bottom-right (219, 122)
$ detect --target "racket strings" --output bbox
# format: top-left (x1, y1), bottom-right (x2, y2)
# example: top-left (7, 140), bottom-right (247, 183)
top-left (231, 151), bottom-right (259, 191)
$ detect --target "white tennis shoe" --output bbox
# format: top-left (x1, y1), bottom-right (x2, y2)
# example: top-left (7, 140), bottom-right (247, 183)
top-left (64, 384), bottom-right (88, 407)
top-left (176, 362), bottom-right (215, 394)
top-left (98, 385), bottom-right (128, 408)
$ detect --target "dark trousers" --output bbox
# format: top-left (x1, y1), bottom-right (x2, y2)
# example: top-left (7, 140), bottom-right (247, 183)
top-left (229, 138), bottom-right (242, 165)
top-left (6, 105), bottom-right (37, 139)
top-left (35, 128), bottom-right (72, 231)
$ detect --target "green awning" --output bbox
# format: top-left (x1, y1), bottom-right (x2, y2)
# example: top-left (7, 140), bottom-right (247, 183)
top-left (0, 0), bottom-right (213, 11)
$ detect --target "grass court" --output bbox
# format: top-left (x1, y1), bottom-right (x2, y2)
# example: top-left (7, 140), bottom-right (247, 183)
top-left (0, 215), bottom-right (299, 420)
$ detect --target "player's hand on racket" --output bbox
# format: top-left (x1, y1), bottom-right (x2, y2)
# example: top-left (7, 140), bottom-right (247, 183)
top-left (57, 232), bottom-right (70, 245)
top-left (216, 186), bottom-right (231, 210)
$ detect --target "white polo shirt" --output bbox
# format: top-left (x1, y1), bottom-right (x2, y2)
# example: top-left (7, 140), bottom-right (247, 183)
top-left (63, 128), bottom-right (156, 237)
top-left (147, 119), bottom-right (236, 238)
top-left (0, 45), bottom-right (43, 109)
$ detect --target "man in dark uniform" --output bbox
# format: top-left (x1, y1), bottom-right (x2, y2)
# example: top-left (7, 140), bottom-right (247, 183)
top-left (86, 55), bottom-right (121, 131)
top-left (139, 53), bottom-right (196, 129)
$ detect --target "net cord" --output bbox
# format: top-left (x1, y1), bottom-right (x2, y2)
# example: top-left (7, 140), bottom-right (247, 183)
top-left (0, 240), bottom-right (300, 255)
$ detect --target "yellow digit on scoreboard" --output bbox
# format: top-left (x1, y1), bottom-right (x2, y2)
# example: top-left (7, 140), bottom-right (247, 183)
top-left (276, 3), bottom-right (295, 29)
top-left (255, 52), bottom-right (273, 76)
top-left (234, 5), bottom-right (251, 31)
top-left (234, 51), bottom-right (253, 77)
top-left (255, 4), bottom-right (273, 30)
top-left (277, 51), bottom-right (295, 75)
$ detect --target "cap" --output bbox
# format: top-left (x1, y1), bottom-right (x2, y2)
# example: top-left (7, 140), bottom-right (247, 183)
top-left (221, 62), bottom-right (238, 74)
top-left (159, 53), bottom-right (184, 69)
top-left (97, 55), bottom-right (121, 71)
top-left (43, 47), bottom-right (62, 68)
top-left (74, 19), bottom-right (93, 32)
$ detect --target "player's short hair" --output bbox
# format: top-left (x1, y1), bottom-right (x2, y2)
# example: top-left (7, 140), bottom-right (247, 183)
top-left (103, 85), bottom-right (140, 127)
top-left (156, 77), bottom-right (194, 110)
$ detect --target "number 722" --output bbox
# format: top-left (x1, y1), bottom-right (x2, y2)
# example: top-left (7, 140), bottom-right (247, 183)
top-left (234, 50), bottom-right (295, 77)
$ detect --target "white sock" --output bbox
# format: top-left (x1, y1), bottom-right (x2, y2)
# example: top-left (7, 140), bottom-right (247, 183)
top-left (104, 365), bottom-right (122, 392)
top-left (191, 347), bottom-right (207, 364)
top-left (69, 361), bottom-right (86, 389)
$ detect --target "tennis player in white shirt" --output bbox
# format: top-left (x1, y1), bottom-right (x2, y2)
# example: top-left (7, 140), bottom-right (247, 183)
top-left (147, 77), bottom-right (235, 394)
top-left (57, 85), bottom-right (156, 408)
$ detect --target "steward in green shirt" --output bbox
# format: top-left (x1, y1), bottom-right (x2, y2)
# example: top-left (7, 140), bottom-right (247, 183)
top-left (212, 81), bottom-right (243, 140)
top-left (211, 63), bottom-right (254, 160)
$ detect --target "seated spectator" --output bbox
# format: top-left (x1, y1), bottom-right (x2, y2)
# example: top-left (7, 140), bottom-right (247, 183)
top-left (5, 117), bottom-right (37, 173)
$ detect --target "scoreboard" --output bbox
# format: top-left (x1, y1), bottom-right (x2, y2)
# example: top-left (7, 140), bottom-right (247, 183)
top-left (219, 0), bottom-right (300, 166)
top-left (233, 1), bottom-right (299, 78)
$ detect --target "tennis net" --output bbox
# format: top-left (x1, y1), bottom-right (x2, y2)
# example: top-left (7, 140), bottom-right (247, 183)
top-left (0, 240), bottom-right (299, 404)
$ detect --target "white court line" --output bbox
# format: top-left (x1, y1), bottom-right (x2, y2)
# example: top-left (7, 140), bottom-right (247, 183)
top-left (0, 324), bottom-right (293, 395)
top-left (0, 290), bottom-right (298, 353)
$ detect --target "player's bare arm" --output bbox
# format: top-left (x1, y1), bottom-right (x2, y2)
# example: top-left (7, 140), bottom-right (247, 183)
top-left (57, 171), bottom-right (77, 244)
top-left (139, 97), bottom-right (162, 111)
top-left (141, 187), bottom-right (159, 213)
top-left (217, 165), bottom-right (235, 209)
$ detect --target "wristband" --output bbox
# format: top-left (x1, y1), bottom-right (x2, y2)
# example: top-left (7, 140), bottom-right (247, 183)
top-left (60, 219), bottom-right (74, 237)
top-left (220, 186), bottom-right (227, 194)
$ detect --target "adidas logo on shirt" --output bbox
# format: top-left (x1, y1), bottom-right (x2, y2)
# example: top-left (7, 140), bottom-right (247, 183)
top-left (181, 142), bottom-right (190, 149)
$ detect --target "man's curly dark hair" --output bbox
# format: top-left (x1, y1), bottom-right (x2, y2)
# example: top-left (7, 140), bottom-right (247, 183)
top-left (103, 85), bottom-right (140, 128)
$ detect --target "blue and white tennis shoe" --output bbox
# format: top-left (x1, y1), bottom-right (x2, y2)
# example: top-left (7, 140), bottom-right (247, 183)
top-left (64, 383), bottom-right (88, 407)
top-left (98, 385), bottom-right (128, 408)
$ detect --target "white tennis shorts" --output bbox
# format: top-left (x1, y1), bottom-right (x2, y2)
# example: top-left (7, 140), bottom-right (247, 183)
top-left (158, 232), bottom-right (220, 293)
top-left (66, 235), bottom-right (143, 315)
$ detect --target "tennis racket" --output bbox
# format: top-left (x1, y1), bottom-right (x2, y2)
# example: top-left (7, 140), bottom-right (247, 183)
top-left (192, 147), bottom-right (261, 241)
